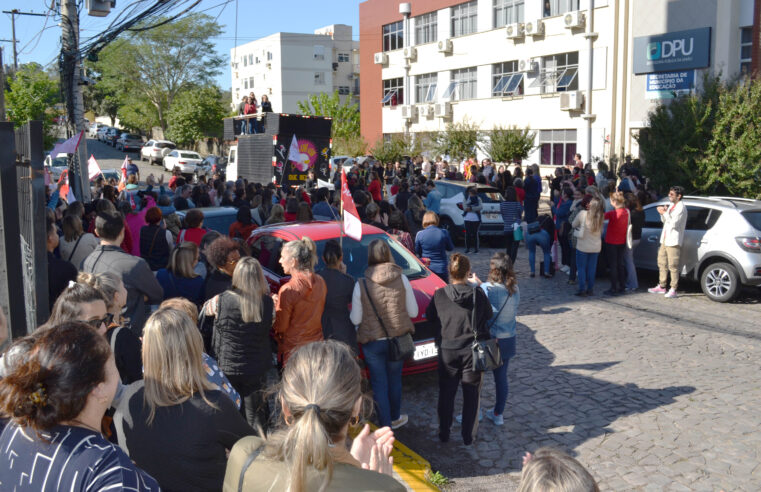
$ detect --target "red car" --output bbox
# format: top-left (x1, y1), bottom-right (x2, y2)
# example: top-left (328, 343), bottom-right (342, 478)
top-left (247, 221), bottom-right (446, 374)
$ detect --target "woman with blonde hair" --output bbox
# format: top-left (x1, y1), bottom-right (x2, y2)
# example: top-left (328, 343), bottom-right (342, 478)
top-left (265, 203), bottom-right (285, 225)
top-left (414, 211), bottom-right (454, 282)
top-left (274, 237), bottom-right (326, 365)
top-left (518, 447), bottom-right (599, 492)
top-left (224, 340), bottom-right (404, 492)
top-left (113, 307), bottom-right (254, 492)
top-left (572, 197), bottom-right (604, 296)
top-left (156, 241), bottom-right (205, 306)
top-left (59, 213), bottom-right (99, 267)
top-left (205, 257), bottom-right (274, 429)
top-left (349, 239), bottom-right (418, 429)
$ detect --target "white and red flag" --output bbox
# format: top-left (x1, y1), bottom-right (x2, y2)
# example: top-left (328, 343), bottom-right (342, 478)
top-left (87, 154), bottom-right (103, 180)
top-left (117, 156), bottom-right (129, 192)
top-left (51, 130), bottom-right (83, 158)
top-left (340, 170), bottom-right (362, 241)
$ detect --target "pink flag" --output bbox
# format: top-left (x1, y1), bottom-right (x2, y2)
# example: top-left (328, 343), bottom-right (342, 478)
top-left (87, 155), bottom-right (102, 180)
top-left (51, 131), bottom-right (84, 158)
top-left (341, 170), bottom-right (362, 241)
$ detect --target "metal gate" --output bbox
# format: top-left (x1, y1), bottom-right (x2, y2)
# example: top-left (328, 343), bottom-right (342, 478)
top-left (0, 121), bottom-right (48, 343)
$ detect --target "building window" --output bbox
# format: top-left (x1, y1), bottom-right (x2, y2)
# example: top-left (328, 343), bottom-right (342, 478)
top-left (267, 52), bottom-right (272, 61)
top-left (354, 77), bottom-right (360, 95)
top-left (539, 129), bottom-right (577, 166)
top-left (416, 73), bottom-right (438, 103)
top-left (249, 77), bottom-right (254, 88)
top-left (382, 77), bottom-right (404, 106)
top-left (443, 67), bottom-right (477, 101)
top-left (338, 86), bottom-right (351, 95)
top-left (451, 1), bottom-right (478, 37)
top-left (314, 45), bottom-right (325, 60)
top-left (543, 0), bottom-right (580, 17)
top-left (243, 56), bottom-right (248, 67)
top-left (338, 53), bottom-right (350, 62)
top-left (383, 21), bottom-right (404, 51)
top-left (415, 12), bottom-right (438, 44)
top-left (315, 72), bottom-right (325, 85)
top-left (741, 27), bottom-right (752, 75)
top-left (492, 61), bottom-right (523, 96)
top-left (494, 0), bottom-right (524, 27)
top-left (244, 79), bottom-right (248, 89)
top-left (531, 51), bottom-right (579, 94)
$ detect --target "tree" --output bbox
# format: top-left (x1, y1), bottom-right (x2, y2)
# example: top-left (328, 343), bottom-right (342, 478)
top-left (297, 90), bottom-right (361, 142)
top-left (92, 13), bottom-right (224, 131)
top-left (434, 118), bottom-right (482, 160)
top-left (165, 86), bottom-right (226, 146)
top-left (82, 80), bottom-right (119, 126)
top-left (484, 125), bottom-right (536, 163)
top-left (333, 134), bottom-right (367, 157)
top-left (370, 136), bottom-right (405, 164)
top-left (4, 63), bottom-right (60, 147)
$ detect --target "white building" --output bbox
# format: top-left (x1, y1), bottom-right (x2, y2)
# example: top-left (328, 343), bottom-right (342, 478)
top-left (359, 0), bottom-right (755, 169)
top-left (230, 24), bottom-right (360, 114)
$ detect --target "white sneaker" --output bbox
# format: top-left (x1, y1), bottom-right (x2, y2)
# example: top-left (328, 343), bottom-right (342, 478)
top-left (560, 265), bottom-right (570, 274)
top-left (391, 414), bottom-right (408, 429)
top-left (486, 408), bottom-right (504, 426)
top-left (664, 289), bottom-right (678, 299)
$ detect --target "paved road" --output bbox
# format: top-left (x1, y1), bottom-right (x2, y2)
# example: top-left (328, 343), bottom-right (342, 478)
top-left (394, 246), bottom-right (761, 491)
top-left (86, 137), bottom-right (174, 183)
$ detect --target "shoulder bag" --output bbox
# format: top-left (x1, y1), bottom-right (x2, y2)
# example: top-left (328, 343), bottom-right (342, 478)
top-left (362, 279), bottom-right (415, 362)
top-left (66, 234), bottom-right (85, 263)
top-left (471, 287), bottom-right (503, 372)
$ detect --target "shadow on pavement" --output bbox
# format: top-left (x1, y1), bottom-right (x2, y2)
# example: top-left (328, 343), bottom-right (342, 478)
top-left (396, 322), bottom-right (695, 481)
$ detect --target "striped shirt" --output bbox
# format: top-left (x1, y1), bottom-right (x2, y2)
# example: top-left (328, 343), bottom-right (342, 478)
top-left (500, 201), bottom-right (524, 232)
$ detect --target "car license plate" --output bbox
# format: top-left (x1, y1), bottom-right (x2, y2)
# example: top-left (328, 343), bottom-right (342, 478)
top-left (413, 342), bottom-right (438, 361)
top-left (483, 212), bottom-right (500, 220)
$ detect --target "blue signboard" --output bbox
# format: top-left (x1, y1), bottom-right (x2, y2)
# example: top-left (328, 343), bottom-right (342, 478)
top-left (633, 27), bottom-right (711, 74)
top-left (645, 70), bottom-right (695, 99)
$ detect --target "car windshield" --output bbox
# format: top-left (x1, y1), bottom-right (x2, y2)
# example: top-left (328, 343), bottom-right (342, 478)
top-left (314, 233), bottom-right (427, 280)
top-left (156, 142), bottom-right (176, 149)
top-left (742, 211), bottom-right (761, 231)
top-left (479, 189), bottom-right (504, 203)
top-left (48, 156), bottom-right (68, 167)
top-left (180, 152), bottom-right (200, 159)
top-left (128, 134), bottom-right (141, 139)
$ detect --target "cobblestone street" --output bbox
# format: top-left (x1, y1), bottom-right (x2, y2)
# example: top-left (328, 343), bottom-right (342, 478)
top-left (394, 243), bottom-right (761, 491)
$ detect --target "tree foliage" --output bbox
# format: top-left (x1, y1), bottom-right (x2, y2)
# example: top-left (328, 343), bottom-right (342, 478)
top-left (82, 80), bottom-right (119, 126)
top-left (434, 118), bottom-right (482, 160)
top-left (4, 63), bottom-right (60, 147)
top-left (165, 86), bottom-right (226, 146)
top-left (484, 125), bottom-right (536, 163)
top-left (333, 134), bottom-right (367, 157)
top-left (297, 90), bottom-right (361, 144)
top-left (91, 13), bottom-right (224, 131)
top-left (370, 136), bottom-right (405, 164)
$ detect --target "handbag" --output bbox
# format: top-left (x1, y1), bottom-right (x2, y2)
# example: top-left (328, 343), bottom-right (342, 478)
top-left (512, 222), bottom-right (523, 241)
top-left (362, 280), bottom-right (415, 362)
top-left (470, 287), bottom-right (503, 372)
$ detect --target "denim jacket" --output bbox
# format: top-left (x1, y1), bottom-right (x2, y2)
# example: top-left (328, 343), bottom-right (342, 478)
top-left (480, 282), bottom-right (519, 338)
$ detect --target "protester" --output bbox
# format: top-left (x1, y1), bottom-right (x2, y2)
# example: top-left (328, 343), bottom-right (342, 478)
top-left (46, 218), bottom-right (78, 310)
top-left (44, 281), bottom-right (109, 337)
top-left (113, 307), bottom-right (255, 492)
top-left (647, 186), bottom-right (687, 298)
top-left (462, 186), bottom-right (483, 254)
top-left (518, 447), bottom-right (599, 492)
top-left (296, 201), bottom-right (314, 222)
top-left (426, 253), bottom-right (492, 445)
top-left (387, 209), bottom-right (415, 251)
top-left (350, 240), bottom-right (418, 429)
top-left (178, 208), bottom-right (207, 246)
top-left (317, 240), bottom-right (358, 354)
top-left (526, 214), bottom-right (555, 278)
top-left (158, 195), bottom-right (181, 240)
top-left (624, 193), bottom-right (644, 292)
top-left (156, 241), bottom-right (205, 306)
top-left (140, 206), bottom-right (172, 271)
top-left (415, 211), bottom-right (455, 282)
top-left (273, 238), bottom-right (326, 365)
top-left (368, 171), bottom-right (383, 202)
top-left (266, 203), bottom-right (286, 225)
top-left (260, 94), bottom-right (273, 112)
top-left (59, 213), bottom-right (100, 268)
top-left (405, 194), bottom-right (425, 240)
top-left (572, 198), bottom-right (604, 296)
top-left (0, 322), bottom-right (160, 490)
top-left (603, 192), bottom-right (630, 296)
top-left (523, 168), bottom-right (541, 223)
top-left (204, 257), bottom-right (274, 430)
top-left (552, 188), bottom-right (574, 275)
top-left (500, 187), bottom-right (523, 264)
top-left (424, 180), bottom-right (442, 214)
top-left (229, 205), bottom-right (256, 240)
top-left (174, 185), bottom-right (193, 211)
top-left (204, 236), bottom-right (241, 300)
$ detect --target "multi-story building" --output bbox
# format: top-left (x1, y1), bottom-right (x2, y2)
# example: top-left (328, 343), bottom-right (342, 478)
top-left (359, 0), bottom-right (756, 168)
top-left (230, 24), bottom-right (360, 114)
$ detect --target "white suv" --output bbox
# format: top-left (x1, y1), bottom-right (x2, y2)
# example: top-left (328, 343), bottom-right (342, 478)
top-left (141, 140), bottom-right (176, 165)
top-left (430, 181), bottom-right (505, 243)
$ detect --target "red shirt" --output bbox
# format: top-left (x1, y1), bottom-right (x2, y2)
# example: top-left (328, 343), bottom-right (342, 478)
top-left (229, 222), bottom-right (256, 240)
top-left (368, 180), bottom-right (382, 202)
top-left (516, 188), bottom-right (525, 204)
top-left (604, 208), bottom-right (629, 245)
top-left (168, 176), bottom-right (179, 190)
top-left (245, 102), bottom-right (257, 114)
top-left (177, 227), bottom-right (206, 246)
top-left (390, 185), bottom-right (399, 196)
top-left (284, 212), bottom-right (297, 222)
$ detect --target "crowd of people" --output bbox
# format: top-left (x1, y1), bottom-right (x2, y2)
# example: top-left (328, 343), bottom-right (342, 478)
top-left (0, 151), bottom-right (676, 491)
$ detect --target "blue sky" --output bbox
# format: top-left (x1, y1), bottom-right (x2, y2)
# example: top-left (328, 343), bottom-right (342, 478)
top-left (1, 0), bottom-right (361, 89)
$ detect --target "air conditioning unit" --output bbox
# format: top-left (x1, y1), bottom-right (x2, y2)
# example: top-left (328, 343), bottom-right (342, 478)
top-left (525, 19), bottom-right (545, 36)
top-left (505, 23), bottom-right (525, 39)
top-left (437, 38), bottom-right (453, 54)
top-left (434, 102), bottom-right (452, 118)
top-left (518, 58), bottom-right (538, 72)
top-left (564, 11), bottom-right (585, 29)
top-left (374, 52), bottom-right (388, 65)
top-left (400, 105), bottom-right (414, 120)
top-left (560, 91), bottom-right (584, 111)
top-left (418, 105), bottom-right (434, 118)
top-left (403, 47), bottom-right (417, 61)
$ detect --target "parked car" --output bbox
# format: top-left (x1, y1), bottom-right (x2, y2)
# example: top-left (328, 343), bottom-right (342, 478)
top-left (200, 155), bottom-right (226, 180)
top-left (141, 140), bottom-right (176, 165)
top-left (88, 123), bottom-right (106, 138)
top-left (92, 168), bottom-right (120, 185)
top-left (174, 207), bottom-right (244, 234)
top-left (44, 154), bottom-right (69, 182)
top-left (431, 180), bottom-right (505, 242)
top-left (163, 150), bottom-right (203, 177)
top-left (96, 126), bottom-right (112, 142)
top-left (104, 128), bottom-right (120, 146)
top-left (115, 133), bottom-right (144, 152)
top-left (247, 221), bottom-right (445, 375)
top-left (633, 196), bottom-right (761, 302)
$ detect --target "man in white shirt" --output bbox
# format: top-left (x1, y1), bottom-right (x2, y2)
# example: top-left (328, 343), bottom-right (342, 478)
top-left (648, 186), bottom-right (688, 298)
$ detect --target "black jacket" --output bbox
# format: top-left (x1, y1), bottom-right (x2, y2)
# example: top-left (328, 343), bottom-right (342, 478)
top-left (426, 284), bottom-right (493, 350)
top-left (318, 268), bottom-right (358, 354)
top-left (48, 251), bottom-right (78, 310)
top-left (204, 269), bottom-right (232, 302)
top-left (139, 224), bottom-right (170, 271)
top-left (107, 325), bottom-right (143, 384)
top-left (212, 290), bottom-right (273, 376)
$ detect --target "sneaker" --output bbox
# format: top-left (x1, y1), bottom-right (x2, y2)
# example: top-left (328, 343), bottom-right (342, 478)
top-left (560, 265), bottom-right (571, 274)
top-left (391, 414), bottom-right (408, 429)
top-left (455, 411), bottom-right (483, 424)
top-left (664, 289), bottom-right (678, 298)
top-left (485, 408), bottom-right (504, 426)
top-left (648, 285), bottom-right (667, 294)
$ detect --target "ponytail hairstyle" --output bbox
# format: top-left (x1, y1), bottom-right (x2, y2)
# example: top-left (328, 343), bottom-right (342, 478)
top-left (585, 198), bottom-right (605, 234)
top-left (449, 253), bottom-right (470, 281)
top-left (231, 257), bottom-right (269, 323)
top-left (266, 340), bottom-right (366, 492)
top-left (487, 252), bottom-right (517, 295)
top-left (0, 322), bottom-right (111, 432)
top-left (46, 282), bottom-right (107, 327)
top-left (283, 237), bottom-right (317, 272)
top-left (77, 271), bottom-right (123, 313)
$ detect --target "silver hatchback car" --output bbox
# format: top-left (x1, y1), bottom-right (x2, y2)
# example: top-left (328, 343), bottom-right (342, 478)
top-left (634, 196), bottom-right (761, 302)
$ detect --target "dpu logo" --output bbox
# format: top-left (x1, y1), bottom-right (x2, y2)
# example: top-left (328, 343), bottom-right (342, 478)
top-left (646, 38), bottom-right (694, 61)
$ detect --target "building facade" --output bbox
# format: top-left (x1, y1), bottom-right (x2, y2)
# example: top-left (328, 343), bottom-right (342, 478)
top-left (359, 0), bottom-right (755, 168)
top-left (230, 24), bottom-right (359, 114)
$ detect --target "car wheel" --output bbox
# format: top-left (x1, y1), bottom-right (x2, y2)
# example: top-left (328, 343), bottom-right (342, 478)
top-left (700, 262), bottom-right (740, 302)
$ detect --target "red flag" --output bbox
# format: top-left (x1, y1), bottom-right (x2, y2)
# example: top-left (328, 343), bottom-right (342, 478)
top-left (58, 169), bottom-right (70, 199)
top-left (117, 156), bottom-right (129, 192)
top-left (341, 170), bottom-right (362, 241)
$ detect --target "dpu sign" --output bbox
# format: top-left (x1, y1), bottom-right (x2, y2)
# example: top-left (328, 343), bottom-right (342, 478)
top-left (633, 27), bottom-right (711, 74)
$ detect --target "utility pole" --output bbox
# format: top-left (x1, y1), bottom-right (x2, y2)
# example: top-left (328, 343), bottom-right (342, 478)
top-left (0, 47), bottom-right (5, 120)
top-left (60, 0), bottom-right (90, 202)
top-left (2, 10), bottom-right (47, 70)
